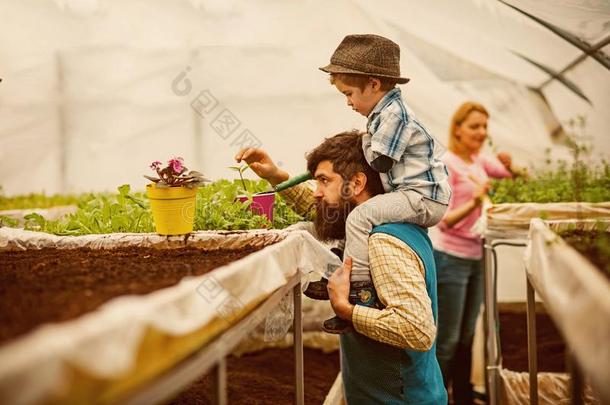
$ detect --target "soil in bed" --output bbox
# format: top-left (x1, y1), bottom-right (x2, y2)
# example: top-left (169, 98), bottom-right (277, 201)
top-left (0, 245), bottom-right (264, 345)
top-left (560, 229), bottom-right (610, 281)
top-left (168, 347), bottom-right (340, 405)
top-left (499, 302), bottom-right (566, 372)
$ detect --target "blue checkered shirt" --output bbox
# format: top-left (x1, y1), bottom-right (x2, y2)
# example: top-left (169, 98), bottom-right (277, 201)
top-left (363, 87), bottom-right (451, 204)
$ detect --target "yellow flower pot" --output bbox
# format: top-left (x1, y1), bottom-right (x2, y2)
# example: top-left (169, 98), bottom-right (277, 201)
top-left (146, 184), bottom-right (197, 235)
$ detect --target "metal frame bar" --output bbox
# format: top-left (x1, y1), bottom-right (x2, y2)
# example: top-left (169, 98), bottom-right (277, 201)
top-left (211, 358), bottom-right (227, 405)
top-left (526, 275), bottom-right (538, 405)
top-left (56, 52), bottom-right (68, 193)
top-left (526, 266), bottom-right (586, 405)
top-left (568, 351), bottom-right (584, 405)
top-left (483, 237), bottom-right (527, 405)
top-left (497, 0), bottom-right (610, 71)
top-left (121, 271), bottom-right (303, 405)
top-left (293, 278), bottom-right (304, 404)
top-left (512, 52), bottom-right (592, 104)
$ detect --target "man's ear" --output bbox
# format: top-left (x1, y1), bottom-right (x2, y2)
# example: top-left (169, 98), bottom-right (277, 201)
top-left (351, 172), bottom-right (368, 196)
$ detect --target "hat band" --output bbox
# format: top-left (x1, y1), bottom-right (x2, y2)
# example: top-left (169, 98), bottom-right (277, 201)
top-left (330, 58), bottom-right (400, 78)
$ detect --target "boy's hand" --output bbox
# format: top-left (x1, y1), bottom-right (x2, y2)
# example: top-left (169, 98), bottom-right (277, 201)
top-left (328, 257), bottom-right (354, 320)
top-left (234, 148), bottom-right (289, 186)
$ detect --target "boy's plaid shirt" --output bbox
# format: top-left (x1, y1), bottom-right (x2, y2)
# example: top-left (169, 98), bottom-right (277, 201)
top-left (280, 183), bottom-right (436, 350)
top-left (364, 87), bottom-right (451, 204)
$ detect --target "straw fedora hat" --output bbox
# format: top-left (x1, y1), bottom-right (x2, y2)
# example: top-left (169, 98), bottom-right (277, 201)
top-left (319, 34), bottom-right (410, 84)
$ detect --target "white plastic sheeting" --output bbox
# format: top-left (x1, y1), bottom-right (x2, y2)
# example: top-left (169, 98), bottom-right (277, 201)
top-left (524, 219), bottom-right (610, 403)
top-left (0, 0), bottom-right (608, 195)
top-left (499, 369), bottom-right (601, 405)
top-left (0, 227), bottom-right (341, 405)
top-left (477, 201), bottom-right (610, 239)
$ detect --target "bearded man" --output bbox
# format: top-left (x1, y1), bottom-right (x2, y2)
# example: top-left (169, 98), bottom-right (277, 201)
top-left (235, 131), bottom-right (447, 404)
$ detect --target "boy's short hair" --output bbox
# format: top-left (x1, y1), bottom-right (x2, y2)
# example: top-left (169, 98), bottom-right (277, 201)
top-left (329, 73), bottom-right (398, 92)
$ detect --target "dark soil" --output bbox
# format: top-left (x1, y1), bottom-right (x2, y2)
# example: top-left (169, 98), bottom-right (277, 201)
top-left (499, 302), bottom-right (565, 372)
top-left (168, 348), bottom-right (340, 405)
top-left (560, 229), bottom-right (610, 280)
top-left (0, 245), bottom-right (264, 345)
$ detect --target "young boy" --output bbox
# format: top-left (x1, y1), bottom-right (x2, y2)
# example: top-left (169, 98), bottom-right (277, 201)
top-left (306, 34), bottom-right (451, 333)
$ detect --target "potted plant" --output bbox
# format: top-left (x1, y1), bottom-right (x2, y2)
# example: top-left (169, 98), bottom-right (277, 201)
top-left (230, 164), bottom-right (275, 222)
top-left (144, 157), bottom-right (209, 235)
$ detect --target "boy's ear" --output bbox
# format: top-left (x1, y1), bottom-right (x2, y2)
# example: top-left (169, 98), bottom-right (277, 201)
top-left (369, 77), bottom-right (381, 91)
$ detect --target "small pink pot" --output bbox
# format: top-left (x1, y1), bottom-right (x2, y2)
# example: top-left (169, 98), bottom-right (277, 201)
top-left (236, 192), bottom-right (275, 222)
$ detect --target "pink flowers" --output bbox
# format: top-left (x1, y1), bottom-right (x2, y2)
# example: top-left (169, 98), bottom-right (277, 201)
top-left (145, 157), bottom-right (209, 189)
top-left (150, 158), bottom-right (183, 173)
top-left (150, 161), bottom-right (162, 171)
top-left (168, 157), bottom-right (184, 174)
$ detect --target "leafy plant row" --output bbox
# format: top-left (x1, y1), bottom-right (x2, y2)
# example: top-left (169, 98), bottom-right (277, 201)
top-left (490, 160), bottom-right (610, 204)
top-left (10, 180), bottom-right (303, 236)
top-left (0, 186), bottom-right (98, 211)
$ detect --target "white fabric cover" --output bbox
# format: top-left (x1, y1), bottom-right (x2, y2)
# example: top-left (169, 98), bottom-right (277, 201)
top-left (0, 228), bottom-right (341, 405)
top-left (524, 219), bottom-right (610, 403)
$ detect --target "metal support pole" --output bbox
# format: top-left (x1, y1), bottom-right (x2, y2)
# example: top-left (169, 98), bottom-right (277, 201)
top-left (568, 352), bottom-right (584, 405)
top-left (122, 273), bottom-right (301, 405)
top-left (483, 238), bottom-right (499, 405)
top-left (56, 52), bottom-right (68, 193)
top-left (484, 238), bottom-right (528, 405)
top-left (211, 357), bottom-right (227, 405)
top-left (526, 276), bottom-right (538, 405)
top-left (293, 274), bottom-right (304, 405)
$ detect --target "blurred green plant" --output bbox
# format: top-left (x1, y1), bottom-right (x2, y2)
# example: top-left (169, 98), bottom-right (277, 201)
top-left (23, 185), bottom-right (154, 235)
top-left (0, 215), bottom-right (19, 228)
top-left (490, 159), bottom-right (610, 204)
top-left (15, 180), bottom-right (303, 235)
top-left (560, 226), bottom-right (610, 277)
top-left (490, 116), bottom-right (610, 204)
top-left (0, 188), bottom-right (98, 211)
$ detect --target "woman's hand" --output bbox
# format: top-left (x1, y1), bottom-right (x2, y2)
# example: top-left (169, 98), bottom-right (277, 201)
top-left (234, 148), bottom-right (289, 186)
top-left (497, 152), bottom-right (512, 171)
top-left (472, 181), bottom-right (491, 205)
top-left (468, 173), bottom-right (491, 205)
top-left (327, 257), bottom-right (354, 320)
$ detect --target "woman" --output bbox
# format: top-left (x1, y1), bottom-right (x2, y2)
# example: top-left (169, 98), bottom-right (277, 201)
top-left (434, 102), bottom-right (513, 404)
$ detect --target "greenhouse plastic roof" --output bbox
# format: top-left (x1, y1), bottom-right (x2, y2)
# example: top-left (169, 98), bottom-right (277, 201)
top-left (0, 0), bottom-right (608, 194)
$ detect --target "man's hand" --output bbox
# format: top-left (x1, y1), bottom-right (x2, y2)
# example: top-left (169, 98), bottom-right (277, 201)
top-left (234, 147), bottom-right (289, 186)
top-left (328, 257), bottom-right (354, 320)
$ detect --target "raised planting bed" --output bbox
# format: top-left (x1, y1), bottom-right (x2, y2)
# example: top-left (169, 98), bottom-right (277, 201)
top-left (559, 229), bottom-right (609, 281)
top-left (478, 201), bottom-right (610, 239)
top-left (169, 347), bottom-right (340, 404)
top-left (481, 209), bottom-right (610, 405)
top-left (0, 245), bottom-right (263, 345)
top-left (0, 227), bottom-right (341, 405)
top-left (498, 302), bottom-right (565, 373)
top-left (482, 159), bottom-right (610, 238)
top-left (525, 219), bottom-right (610, 403)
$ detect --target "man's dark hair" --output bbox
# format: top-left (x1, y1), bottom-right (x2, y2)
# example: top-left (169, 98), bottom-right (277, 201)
top-left (306, 130), bottom-right (385, 197)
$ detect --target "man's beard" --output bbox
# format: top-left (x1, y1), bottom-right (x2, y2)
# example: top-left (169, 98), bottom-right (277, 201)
top-left (313, 198), bottom-right (356, 242)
